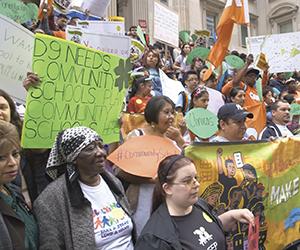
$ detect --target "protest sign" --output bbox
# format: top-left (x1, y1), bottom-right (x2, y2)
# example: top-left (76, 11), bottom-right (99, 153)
top-left (108, 135), bottom-right (180, 178)
top-left (0, 0), bottom-right (38, 24)
top-left (130, 39), bottom-right (145, 63)
top-left (206, 87), bottom-right (225, 115)
top-left (76, 20), bottom-right (125, 36)
top-left (185, 108), bottom-right (218, 139)
top-left (70, 0), bottom-right (111, 17)
top-left (0, 14), bottom-right (34, 103)
top-left (185, 138), bottom-right (300, 250)
top-left (154, 1), bottom-right (179, 47)
top-left (160, 69), bottom-right (185, 104)
top-left (66, 27), bottom-right (130, 58)
top-left (290, 103), bottom-right (300, 116)
top-left (22, 34), bottom-right (130, 148)
top-left (246, 32), bottom-right (300, 73)
top-left (136, 25), bottom-right (146, 46)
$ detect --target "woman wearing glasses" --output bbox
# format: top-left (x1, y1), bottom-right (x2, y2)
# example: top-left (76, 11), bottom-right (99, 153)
top-left (135, 155), bottom-right (254, 250)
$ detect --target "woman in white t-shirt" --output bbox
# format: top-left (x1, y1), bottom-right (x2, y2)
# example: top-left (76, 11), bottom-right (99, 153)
top-left (173, 43), bottom-right (191, 81)
top-left (34, 127), bottom-right (135, 250)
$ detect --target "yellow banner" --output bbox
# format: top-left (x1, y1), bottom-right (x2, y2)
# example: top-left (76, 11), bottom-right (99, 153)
top-left (185, 138), bottom-right (300, 250)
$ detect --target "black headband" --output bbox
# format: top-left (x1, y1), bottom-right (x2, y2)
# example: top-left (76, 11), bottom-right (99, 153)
top-left (160, 154), bottom-right (185, 182)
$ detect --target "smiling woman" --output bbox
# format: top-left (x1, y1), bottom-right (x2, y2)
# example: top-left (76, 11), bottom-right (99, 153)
top-left (33, 126), bottom-right (135, 249)
top-left (0, 120), bottom-right (38, 250)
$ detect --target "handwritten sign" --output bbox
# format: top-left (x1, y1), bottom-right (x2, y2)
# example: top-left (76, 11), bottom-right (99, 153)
top-left (0, 0), bottom-right (38, 24)
top-left (66, 27), bottom-right (131, 58)
top-left (70, 0), bottom-right (111, 17)
top-left (108, 135), bottom-right (181, 178)
top-left (247, 32), bottom-right (300, 73)
top-left (21, 34), bottom-right (129, 148)
top-left (76, 20), bottom-right (125, 36)
top-left (0, 14), bottom-right (34, 103)
top-left (185, 108), bottom-right (218, 139)
top-left (154, 1), bottom-right (179, 47)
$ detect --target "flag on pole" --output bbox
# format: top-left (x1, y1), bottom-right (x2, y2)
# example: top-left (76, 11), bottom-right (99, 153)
top-left (207, 0), bottom-right (249, 68)
top-left (38, 0), bottom-right (54, 20)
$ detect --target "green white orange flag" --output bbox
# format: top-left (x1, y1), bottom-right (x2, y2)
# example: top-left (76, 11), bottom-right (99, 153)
top-left (207, 0), bottom-right (249, 68)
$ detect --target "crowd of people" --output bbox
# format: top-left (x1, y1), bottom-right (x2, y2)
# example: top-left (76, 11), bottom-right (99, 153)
top-left (1, 5), bottom-right (300, 250)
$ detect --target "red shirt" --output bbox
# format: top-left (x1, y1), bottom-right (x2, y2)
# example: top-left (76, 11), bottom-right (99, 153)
top-left (127, 96), bottom-right (152, 113)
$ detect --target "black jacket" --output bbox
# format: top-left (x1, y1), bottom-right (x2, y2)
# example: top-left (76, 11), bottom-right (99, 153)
top-left (259, 120), bottom-right (293, 139)
top-left (135, 199), bottom-right (224, 250)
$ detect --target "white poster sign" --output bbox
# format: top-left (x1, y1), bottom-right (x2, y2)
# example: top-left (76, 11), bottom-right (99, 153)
top-left (154, 2), bottom-right (179, 47)
top-left (70, 0), bottom-right (111, 17)
top-left (160, 69), bottom-right (184, 103)
top-left (206, 87), bottom-right (225, 115)
top-left (0, 14), bottom-right (34, 103)
top-left (76, 20), bottom-right (125, 36)
top-left (66, 27), bottom-right (131, 58)
top-left (247, 32), bottom-right (300, 73)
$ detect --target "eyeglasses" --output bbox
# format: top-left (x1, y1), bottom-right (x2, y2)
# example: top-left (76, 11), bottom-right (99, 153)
top-left (161, 109), bottom-right (175, 117)
top-left (171, 176), bottom-right (200, 187)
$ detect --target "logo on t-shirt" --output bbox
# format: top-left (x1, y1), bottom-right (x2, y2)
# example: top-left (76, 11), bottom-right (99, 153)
top-left (193, 226), bottom-right (218, 249)
top-left (93, 202), bottom-right (130, 238)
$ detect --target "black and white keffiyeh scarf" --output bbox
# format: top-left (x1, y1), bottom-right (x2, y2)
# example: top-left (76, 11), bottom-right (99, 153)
top-left (46, 126), bottom-right (102, 182)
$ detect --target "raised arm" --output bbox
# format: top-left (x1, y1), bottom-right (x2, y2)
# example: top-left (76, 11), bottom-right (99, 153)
top-left (232, 54), bottom-right (254, 87)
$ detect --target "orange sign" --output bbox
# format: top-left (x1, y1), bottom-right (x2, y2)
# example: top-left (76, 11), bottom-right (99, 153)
top-left (108, 135), bottom-right (181, 178)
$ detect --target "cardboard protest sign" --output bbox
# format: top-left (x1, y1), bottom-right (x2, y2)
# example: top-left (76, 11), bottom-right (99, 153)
top-left (185, 138), bottom-right (300, 250)
top-left (22, 34), bottom-right (130, 148)
top-left (136, 25), bottom-right (146, 46)
top-left (185, 108), bottom-right (218, 139)
top-left (225, 55), bottom-right (245, 69)
top-left (130, 39), bottom-right (145, 63)
top-left (187, 47), bottom-right (210, 65)
top-left (0, 0), bottom-right (38, 24)
top-left (0, 14), bottom-right (34, 103)
top-left (66, 27), bottom-right (131, 58)
top-left (290, 103), bottom-right (300, 116)
top-left (206, 87), bottom-right (225, 115)
top-left (71, 0), bottom-right (111, 17)
top-left (108, 135), bottom-right (181, 178)
top-left (247, 32), bottom-right (300, 73)
top-left (160, 69), bottom-right (185, 104)
top-left (154, 1), bottom-right (179, 47)
top-left (76, 20), bottom-right (125, 36)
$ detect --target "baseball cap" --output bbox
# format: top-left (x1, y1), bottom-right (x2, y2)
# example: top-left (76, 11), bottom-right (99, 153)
top-left (246, 68), bottom-right (260, 76)
top-left (217, 103), bottom-right (254, 121)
